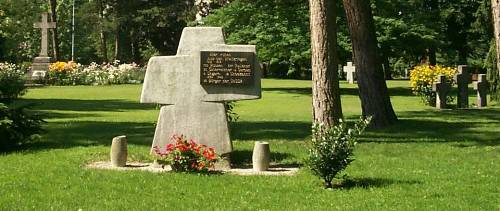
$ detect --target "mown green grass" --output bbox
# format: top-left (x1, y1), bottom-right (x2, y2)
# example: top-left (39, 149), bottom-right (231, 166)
top-left (0, 79), bottom-right (498, 210)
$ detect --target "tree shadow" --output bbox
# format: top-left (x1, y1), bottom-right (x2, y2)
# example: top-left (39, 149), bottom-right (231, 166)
top-left (334, 177), bottom-right (421, 189)
top-left (14, 98), bottom-right (156, 112)
top-left (230, 149), bottom-right (299, 168)
top-left (230, 121), bottom-right (311, 141)
top-left (362, 108), bottom-right (500, 144)
top-left (12, 121), bottom-right (156, 153)
top-left (261, 87), bottom-right (412, 96)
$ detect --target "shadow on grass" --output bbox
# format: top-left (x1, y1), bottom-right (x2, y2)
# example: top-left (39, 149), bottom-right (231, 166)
top-left (18, 121), bottom-right (155, 152)
top-left (230, 121), bottom-right (311, 141)
top-left (15, 98), bottom-right (156, 112)
top-left (262, 87), bottom-right (412, 97)
top-left (230, 149), bottom-right (299, 168)
top-left (362, 108), bottom-right (500, 144)
top-left (334, 177), bottom-right (421, 189)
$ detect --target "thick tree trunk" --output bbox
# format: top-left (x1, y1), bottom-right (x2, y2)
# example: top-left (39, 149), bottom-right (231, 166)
top-left (48, 0), bottom-right (59, 61)
top-left (492, 0), bottom-right (500, 78)
top-left (343, 0), bottom-right (398, 128)
top-left (98, 0), bottom-right (108, 62)
top-left (309, 0), bottom-right (343, 127)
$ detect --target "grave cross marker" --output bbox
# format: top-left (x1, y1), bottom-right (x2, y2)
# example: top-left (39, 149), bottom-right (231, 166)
top-left (343, 62), bottom-right (356, 84)
top-left (34, 13), bottom-right (56, 57)
top-left (473, 74), bottom-right (488, 108)
top-left (454, 65), bottom-right (471, 108)
top-left (140, 27), bottom-right (261, 169)
top-left (432, 75), bottom-right (451, 109)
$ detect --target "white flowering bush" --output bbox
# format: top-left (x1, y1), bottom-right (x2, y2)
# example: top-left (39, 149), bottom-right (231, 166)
top-left (46, 60), bottom-right (145, 85)
top-left (0, 62), bottom-right (26, 103)
top-left (306, 117), bottom-right (371, 189)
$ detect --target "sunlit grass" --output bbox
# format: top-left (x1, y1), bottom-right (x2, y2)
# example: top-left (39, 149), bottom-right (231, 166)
top-left (0, 79), bottom-right (498, 210)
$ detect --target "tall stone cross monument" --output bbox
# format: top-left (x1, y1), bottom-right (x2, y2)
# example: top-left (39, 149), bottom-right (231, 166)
top-left (141, 27), bottom-right (261, 168)
top-left (31, 13), bottom-right (56, 79)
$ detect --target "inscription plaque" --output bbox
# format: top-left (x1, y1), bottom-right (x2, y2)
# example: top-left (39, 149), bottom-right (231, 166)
top-left (200, 51), bottom-right (255, 86)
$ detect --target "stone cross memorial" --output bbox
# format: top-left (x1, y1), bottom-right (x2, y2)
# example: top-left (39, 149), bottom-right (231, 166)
top-left (432, 75), bottom-right (451, 109)
top-left (343, 62), bottom-right (356, 84)
top-left (473, 74), bottom-right (488, 108)
top-left (140, 27), bottom-right (261, 169)
top-left (31, 13), bottom-right (56, 79)
top-left (454, 65), bottom-right (471, 108)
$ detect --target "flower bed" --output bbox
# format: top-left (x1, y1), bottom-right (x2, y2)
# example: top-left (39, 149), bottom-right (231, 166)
top-left (409, 65), bottom-right (457, 106)
top-left (45, 61), bottom-right (145, 86)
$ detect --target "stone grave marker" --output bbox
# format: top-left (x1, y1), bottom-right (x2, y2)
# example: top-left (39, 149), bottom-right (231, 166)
top-left (432, 75), bottom-right (451, 109)
top-left (473, 74), bottom-right (488, 108)
top-left (140, 27), bottom-right (261, 169)
top-left (454, 65), bottom-right (471, 108)
top-left (343, 62), bottom-right (356, 84)
top-left (31, 13), bottom-right (56, 80)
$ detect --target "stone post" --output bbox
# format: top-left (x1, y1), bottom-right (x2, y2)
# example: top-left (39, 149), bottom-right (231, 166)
top-left (252, 141), bottom-right (270, 171)
top-left (432, 75), bottom-right (451, 109)
top-left (110, 136), bottom-right (127, 167)
top-left (454, 65), bottom-right (471, 108)
top-left (473, 74), bottom-right (488, 108)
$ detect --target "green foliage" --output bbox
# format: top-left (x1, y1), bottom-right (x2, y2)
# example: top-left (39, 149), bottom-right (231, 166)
top-left (306, 117), bottom-right (371, 188)
top-left (0, 103), bottom-right (44, 150)
top-left (153, 135), bottom-right (218, 173)
top-left (202, 0), bottom-right (311, 78)
top-left (485, 40), bottom-right (500, 101)
top-left (0, 63), bottom-right (27, 104)
top-left (224, 101), bottom-right (239, 123)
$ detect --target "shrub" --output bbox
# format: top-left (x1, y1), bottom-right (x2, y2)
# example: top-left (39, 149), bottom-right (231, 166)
top-left (0, 103), bottom-right (44, 150)
top-left (306, 117), bottom-right (371, 189)
top-left (0, 62), bottom-right (27, 104)
top-left (153, 135), bottom-right (218, 173)
top-left (409, 65), bottom-right (457, 106)
top-left (47, 61), bottom-right (79, 85)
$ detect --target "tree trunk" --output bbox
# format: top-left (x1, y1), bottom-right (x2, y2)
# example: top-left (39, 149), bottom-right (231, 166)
top-left (48, 0), bottom-right (59, 61)
top-left (489, 0), bottom-right (500, 102)
top-left (98, 0), bottom-right (108, 62)
top-left (114, 28), bottom-right (120, 61)
top-left (343, 0), bottom-right (398, 128)
top-left (492, 0), bottom-right (500, 78)
top-left (309, 0), bottom-right (343, 128)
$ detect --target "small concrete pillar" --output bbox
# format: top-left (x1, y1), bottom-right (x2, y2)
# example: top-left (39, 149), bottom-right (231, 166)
top-left (252, 141), bottom-right (270, 171)
top-left (110, 136), bottom-right (127, 167)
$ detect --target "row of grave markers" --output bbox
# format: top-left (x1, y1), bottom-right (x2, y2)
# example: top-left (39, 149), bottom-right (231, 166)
top-left (433, 65), bottom-right (489, 109)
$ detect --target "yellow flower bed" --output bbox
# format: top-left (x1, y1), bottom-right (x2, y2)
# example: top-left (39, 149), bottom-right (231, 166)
top-left (49, 61), bottom-right (77, 72)
top-left (409, 65), bottom-right (457, 105)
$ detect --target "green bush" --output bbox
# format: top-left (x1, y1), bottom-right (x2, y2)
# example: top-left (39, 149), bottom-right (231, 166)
top-left (0, 103), bottom-right (44, 150)
top-left (306, 117), bottom-right (371, 188)
top-left (0, 63), bottom-right (27, 104)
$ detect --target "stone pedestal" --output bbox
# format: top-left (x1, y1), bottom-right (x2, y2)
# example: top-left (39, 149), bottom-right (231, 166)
top-left (252, 141), bottom-right (270, 172)
top-left (30, 57), bottom-right (51, 80)
top-left (110, 136), bottom-right (128, 167)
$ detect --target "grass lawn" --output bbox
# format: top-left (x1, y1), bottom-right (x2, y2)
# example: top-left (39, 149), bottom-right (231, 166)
top-left (1, 79), bottom-right (499, 210)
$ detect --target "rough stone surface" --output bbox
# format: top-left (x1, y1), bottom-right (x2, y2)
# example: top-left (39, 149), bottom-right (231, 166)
top-left (343, 62), bottom-right (356, 84)
top-left (473, 74), bottom-right (488, 107)
top-left (252, 141), bottom-right (270, 171)
top-left (140, 27), bottom-right (261, 166)
top-left (454, 65), bottom-right (471, 108)
top-left (110, 136), bottom-right (127, 167)
top-left (432, 75), bottom-right (451, 109)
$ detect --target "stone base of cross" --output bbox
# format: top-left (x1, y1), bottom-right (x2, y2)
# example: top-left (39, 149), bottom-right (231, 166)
top-left (140, 27), bottom-right (261, 170)
top-left (30, 57), bottom-right (52, 80)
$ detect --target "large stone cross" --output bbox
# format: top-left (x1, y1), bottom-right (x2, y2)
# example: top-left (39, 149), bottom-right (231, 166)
top-left (454, 65), bottom-right (471, 108)
top-left (473, 74), bottom-right (488, 108)
top-left (34, 13), bottom-right (56, 57)
top-left (140, 27), bottom-right (261, 166)
top-left (432, 75), bottom-right (451, 109)
top-left (343, 62), bottom-right (356, 84)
